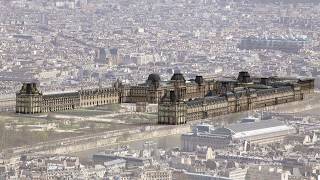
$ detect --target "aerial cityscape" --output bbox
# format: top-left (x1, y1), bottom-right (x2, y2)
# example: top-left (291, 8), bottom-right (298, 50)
top-left (0, 0), bottom-right (320, 179)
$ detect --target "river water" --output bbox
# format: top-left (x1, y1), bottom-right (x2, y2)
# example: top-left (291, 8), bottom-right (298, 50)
top-left (74, 111), bottom-right (249, 161)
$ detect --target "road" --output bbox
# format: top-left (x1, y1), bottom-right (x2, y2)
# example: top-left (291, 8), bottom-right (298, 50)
top-left (2, 93), bottom-right (320, 163)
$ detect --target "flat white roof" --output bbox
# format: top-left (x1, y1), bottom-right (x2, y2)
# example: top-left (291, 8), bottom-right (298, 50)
top-left (233, 125), bottom-right (295, 139)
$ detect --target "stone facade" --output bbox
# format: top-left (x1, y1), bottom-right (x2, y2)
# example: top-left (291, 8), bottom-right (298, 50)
top-left (158, 72), bottom-right (314, 125)
top-left (16, 72), bottom-right (314, 125)
top-left (42, 92), bottom-right (80, 113)
top-left (16, 72), bottom-right (217, 114)
top-left (16, 83), bottom-right (43, 114)
top-left (16, 86), bottom-right (119, 114)
top-left (79, 88), bottom-right (119, 108)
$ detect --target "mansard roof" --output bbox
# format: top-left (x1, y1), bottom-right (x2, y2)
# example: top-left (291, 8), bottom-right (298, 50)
top-left (256, 86), bottom-right (292, 96)
top-left (147, 73), bottom-right (161, 83)
top-left (43, 92), bottom-right (79, 98)
top-left (211, 127), bottom-right (235, 136)
top-left (186, 96), bottom-right (226, 106)
top-left (171, 72), bottom-right (186, 82)
top-left (79, 88), bottom-right (118, 95)
top-left (237, 71), bottom-right (252, 84)
top-left (18, 83), bottom-right (41, 95)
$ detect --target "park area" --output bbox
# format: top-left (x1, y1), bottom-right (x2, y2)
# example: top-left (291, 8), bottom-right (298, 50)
top-left (0, 103), bottom-right (157, 150)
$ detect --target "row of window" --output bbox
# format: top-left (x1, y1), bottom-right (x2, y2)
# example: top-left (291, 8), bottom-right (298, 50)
top-left (81, 94), bottom-right (118, 100)
top-left (81, 99), bottom-right (118, 106)
top-left (187, 103), bottom-right (228, 113)
top-left (16, 107), bottom-right (41, 113)
top-left (43, 100), bottom-right (76, 105)
top-left (158, 116), bottom-right (185, 123)
top-left (43, 105), bottom-right (75, 112)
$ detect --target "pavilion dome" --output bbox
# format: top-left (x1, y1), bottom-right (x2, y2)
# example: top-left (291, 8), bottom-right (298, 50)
top-left (171, 72), bottom-right (185, 82)
top-left (147, 73), bottom-right (161, 83)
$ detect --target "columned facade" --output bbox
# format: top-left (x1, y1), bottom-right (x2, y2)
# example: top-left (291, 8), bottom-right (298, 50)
top-left (16, 72), bottom-right (314, 125)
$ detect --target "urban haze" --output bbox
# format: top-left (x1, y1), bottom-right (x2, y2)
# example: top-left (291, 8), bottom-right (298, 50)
top-left (0, 0), bottom-right (319, 180)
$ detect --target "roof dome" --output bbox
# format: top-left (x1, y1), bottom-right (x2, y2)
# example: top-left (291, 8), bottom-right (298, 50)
top-left (195, 75), bottom-right (204, 84)
top-left (237, 71), bottom-right (252, 83)
top-left (171, 72), bottom-right (185, 82)
top-left (147, 73), bottom-right (161, 83)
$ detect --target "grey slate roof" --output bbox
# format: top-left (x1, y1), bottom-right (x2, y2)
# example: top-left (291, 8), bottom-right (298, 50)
top-left (226, 119), bottom-right (285, 133)
top-left (186, 96), bottom-right (226, 106)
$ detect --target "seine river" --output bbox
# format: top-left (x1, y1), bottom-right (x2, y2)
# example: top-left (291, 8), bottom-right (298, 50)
top-left (74, 111), bottom-right (248, 162)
